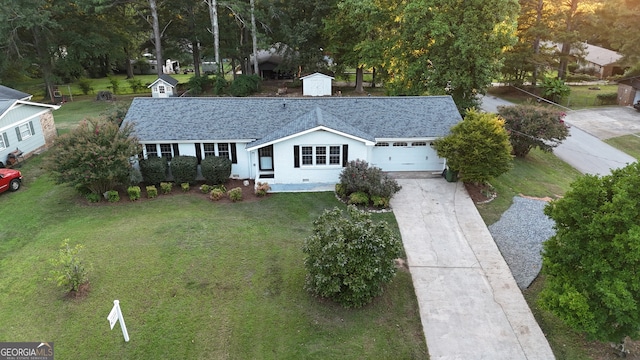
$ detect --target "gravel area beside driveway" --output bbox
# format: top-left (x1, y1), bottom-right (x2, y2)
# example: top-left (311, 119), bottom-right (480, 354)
top-left (488, 196), bottom-right (556, 289)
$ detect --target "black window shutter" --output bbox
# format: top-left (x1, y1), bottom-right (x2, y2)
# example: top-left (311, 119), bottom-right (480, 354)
top-left (230, 143), bottom-right (237, 164)
top-left (172, 143), bottom-right (180, 156)
top-left (29, 121), bottom-right (35, 135)
top-left (342, 144), bottom-right (348, 167)
top-left (3, 132), bottom-right (8, 147)
top-left (194, 143), bottom-right (202, 164)
top-left (15, 127), bottom-right (22, 141)
top-left (294, 145), bottom-right (300, 168)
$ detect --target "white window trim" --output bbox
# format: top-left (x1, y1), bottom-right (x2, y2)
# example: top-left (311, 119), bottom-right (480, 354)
top-left (0, 133), bottom-right (5, 150)
top-left (300, 145), bottom-right (342, 167)
top-left (18, 122), bottom-right (33, 140)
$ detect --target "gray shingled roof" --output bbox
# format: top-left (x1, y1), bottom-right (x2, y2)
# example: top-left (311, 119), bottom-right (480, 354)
top-left (148, 74), bottom-right (179, 88)
top-left (0, 85), bottom-right (31, 100)
top-left (0, 99), bottom-right (16, 116)
top-left (122, 96), bottom-right (462, 145)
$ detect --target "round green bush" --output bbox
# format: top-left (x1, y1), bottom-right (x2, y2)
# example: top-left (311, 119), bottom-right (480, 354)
top-left (170, 156), bottom-right (198, 185)
top-left (201, 156), bottom-right (231, 184)
top-left (303, 206), bottom-right (402, 308)
top-left (139, 157), bottom-right (167, 185)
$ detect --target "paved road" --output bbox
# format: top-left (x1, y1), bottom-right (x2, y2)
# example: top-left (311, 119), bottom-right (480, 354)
top-left (478, 96), bottom-right (638, 175)
top-left (391, 179), bottom-right (554, 360)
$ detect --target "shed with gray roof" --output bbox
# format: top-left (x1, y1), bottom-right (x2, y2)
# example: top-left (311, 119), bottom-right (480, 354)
top-left (123, 96), bottom-right (461, 190)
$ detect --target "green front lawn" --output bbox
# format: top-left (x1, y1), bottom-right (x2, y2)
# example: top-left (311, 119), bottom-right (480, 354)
top-left (605, 134), bottom-right (640, 160)
top-left (0, 158), bottom-right (426, 359)
top-left (475, 148), bottom-right (583, 225)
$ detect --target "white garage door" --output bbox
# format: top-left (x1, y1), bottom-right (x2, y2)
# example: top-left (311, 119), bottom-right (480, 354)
top-left (371, 141), bottom-right (443, 171)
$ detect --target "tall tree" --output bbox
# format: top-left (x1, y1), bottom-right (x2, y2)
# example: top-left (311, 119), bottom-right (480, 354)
top-left (324, 0), bottom-right (398, 92)
top-left (390, 0), bottom-right (520, 111)
top-left (148, 0), bottom-right (163, 75)
top-left (204, 0), bottom-right (220, 73)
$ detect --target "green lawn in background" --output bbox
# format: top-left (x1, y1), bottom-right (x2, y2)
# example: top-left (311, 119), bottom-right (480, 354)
top-left (0, 157), bottom-right (427, 360)
top-left (53, 95), bottom-right (135, 134)
top-left (487, 84), bottom-right (619, 110)
top-left (605, 134), bottom-right (640, 160)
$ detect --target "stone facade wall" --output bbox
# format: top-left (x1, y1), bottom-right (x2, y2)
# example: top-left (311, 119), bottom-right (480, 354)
top-left (40, 111), bottom-right (58, 149)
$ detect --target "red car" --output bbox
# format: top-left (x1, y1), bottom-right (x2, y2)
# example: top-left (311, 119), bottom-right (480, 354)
top-left (0, 168), bottom-right (22, 193)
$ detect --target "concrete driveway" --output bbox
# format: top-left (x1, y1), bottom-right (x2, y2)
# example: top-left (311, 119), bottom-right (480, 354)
top-left (564, 106), bottom-right (640, 140)
top-left (391, 178), bottom-right (554, 360)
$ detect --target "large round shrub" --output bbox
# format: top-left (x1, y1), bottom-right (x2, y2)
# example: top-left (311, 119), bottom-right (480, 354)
top-left (338, 159), bottom-right (401, 205)
top-left (139, 156), bottom-right (167, 185)
top-left (201, 156), bottom-right (231, 184)
top-left (170, 155), bottom-right (198, 184)
top-left (303, 205), bottom-right (402, 308)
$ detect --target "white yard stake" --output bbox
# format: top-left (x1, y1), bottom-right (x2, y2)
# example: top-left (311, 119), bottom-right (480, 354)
top-left (107, 300), bottom-right (130, 342)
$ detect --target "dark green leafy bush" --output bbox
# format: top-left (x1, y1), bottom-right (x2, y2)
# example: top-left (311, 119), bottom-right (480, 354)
top-left (338, 160), bottom-right (401, 207)
top-left (229, 74), bottom-right (261, 97)
top-left (303, 206), bottom-right (402, 308)
top-left (170, 156), bottom-right (198, 185)
top-left (188, 75), bottom-right (214, 95)
top-left (86, 193), bottom-right (100, 203)
top-left (139, 157), bottom-right (167, 185)
top-left (201, 156), bottom-right (231, 184)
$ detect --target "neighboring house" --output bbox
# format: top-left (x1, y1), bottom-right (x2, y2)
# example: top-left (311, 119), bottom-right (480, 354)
top-left (0, 87), bottom-right (60, 167)
top-left (578, 43), bottom-right (624, 79)
top-left (301, 73), bottom-right (334, 96)
top-left (148, 75), bottom-right (179, 98)
top-left (250, 46), bottom-right (293, 79)
top-left (546, 42), bottom-right (624, 79)
top-left (122, 96), bottom-right (462, 191)
top-left (132, 58), bottom-right (180, 75)
top-left (617, 76), bottom-right (640, 106)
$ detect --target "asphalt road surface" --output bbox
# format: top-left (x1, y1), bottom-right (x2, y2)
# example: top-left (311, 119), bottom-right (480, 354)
top-left (478, 95), bottom-right (638, 175)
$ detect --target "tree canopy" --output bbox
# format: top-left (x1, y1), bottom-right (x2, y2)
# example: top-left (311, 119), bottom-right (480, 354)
top-left (541, 162), bottom-right (640, 344)
top-left (432, 109), bottom-right (513, 184)
top-left (498, 103), bottom-right (570, 157)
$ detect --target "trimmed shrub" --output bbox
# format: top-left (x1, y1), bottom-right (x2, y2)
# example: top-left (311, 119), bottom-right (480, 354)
top-left (201, 156), bottom-right (231, 184)
top-left (139, 157), bottom-right (167, 185)
top-left (106, 190), bottom-right (120, 202)
top-left (229, 74), bottom-right (261, 97)
top-left (187, 75), bottom-right (214, 95)
top-left (596, 92), bottom-right (618, 105)
top-left (160, 182), bottom-right (173, 194)
top-left (209, 188), bottom-right (225, 201)
top-left (127, 186), bottom-right (141, 201)
top-left (200, 184), bottom-right (213, 194)
top-left (228, 187), bottom-right (243, 202)
top-left (371, 195), bottom-right (390, 208)
top-left (170, 156), bottom-right (198, 185)
top-left (86, 193), bottom-right (101, 203)
top-left (349, 191), bottom-right (369, 205)
top-left (255, 182), bottom-right (271, 197)
top-left (146, 185), bottom-right (158, 198)
top-left (213, 76), bottom-right (228, 95)
top-left (303, 206), bottom-right (402, 308)
top-left (181, 183), bottom-right (190, 192)
top-left (335, 183), bottom-right (346, 198)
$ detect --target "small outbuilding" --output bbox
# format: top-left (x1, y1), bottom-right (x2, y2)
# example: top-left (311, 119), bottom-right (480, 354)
top-left (301, 73), bottom-right (334, 97)
top-left (617, 76), bottom-right (640, 106)
top-left (148, 74), bottom-right (179, 98)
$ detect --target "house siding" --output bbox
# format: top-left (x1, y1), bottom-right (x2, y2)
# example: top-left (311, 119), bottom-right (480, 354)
top-left (266, 131), bottom-right (367, 185)
top-left (0, 106), bottom-right (56, 165)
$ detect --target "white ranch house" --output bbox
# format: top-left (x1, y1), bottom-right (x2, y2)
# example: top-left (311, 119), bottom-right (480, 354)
top-left (122, 96), bottom-right (461, 191)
